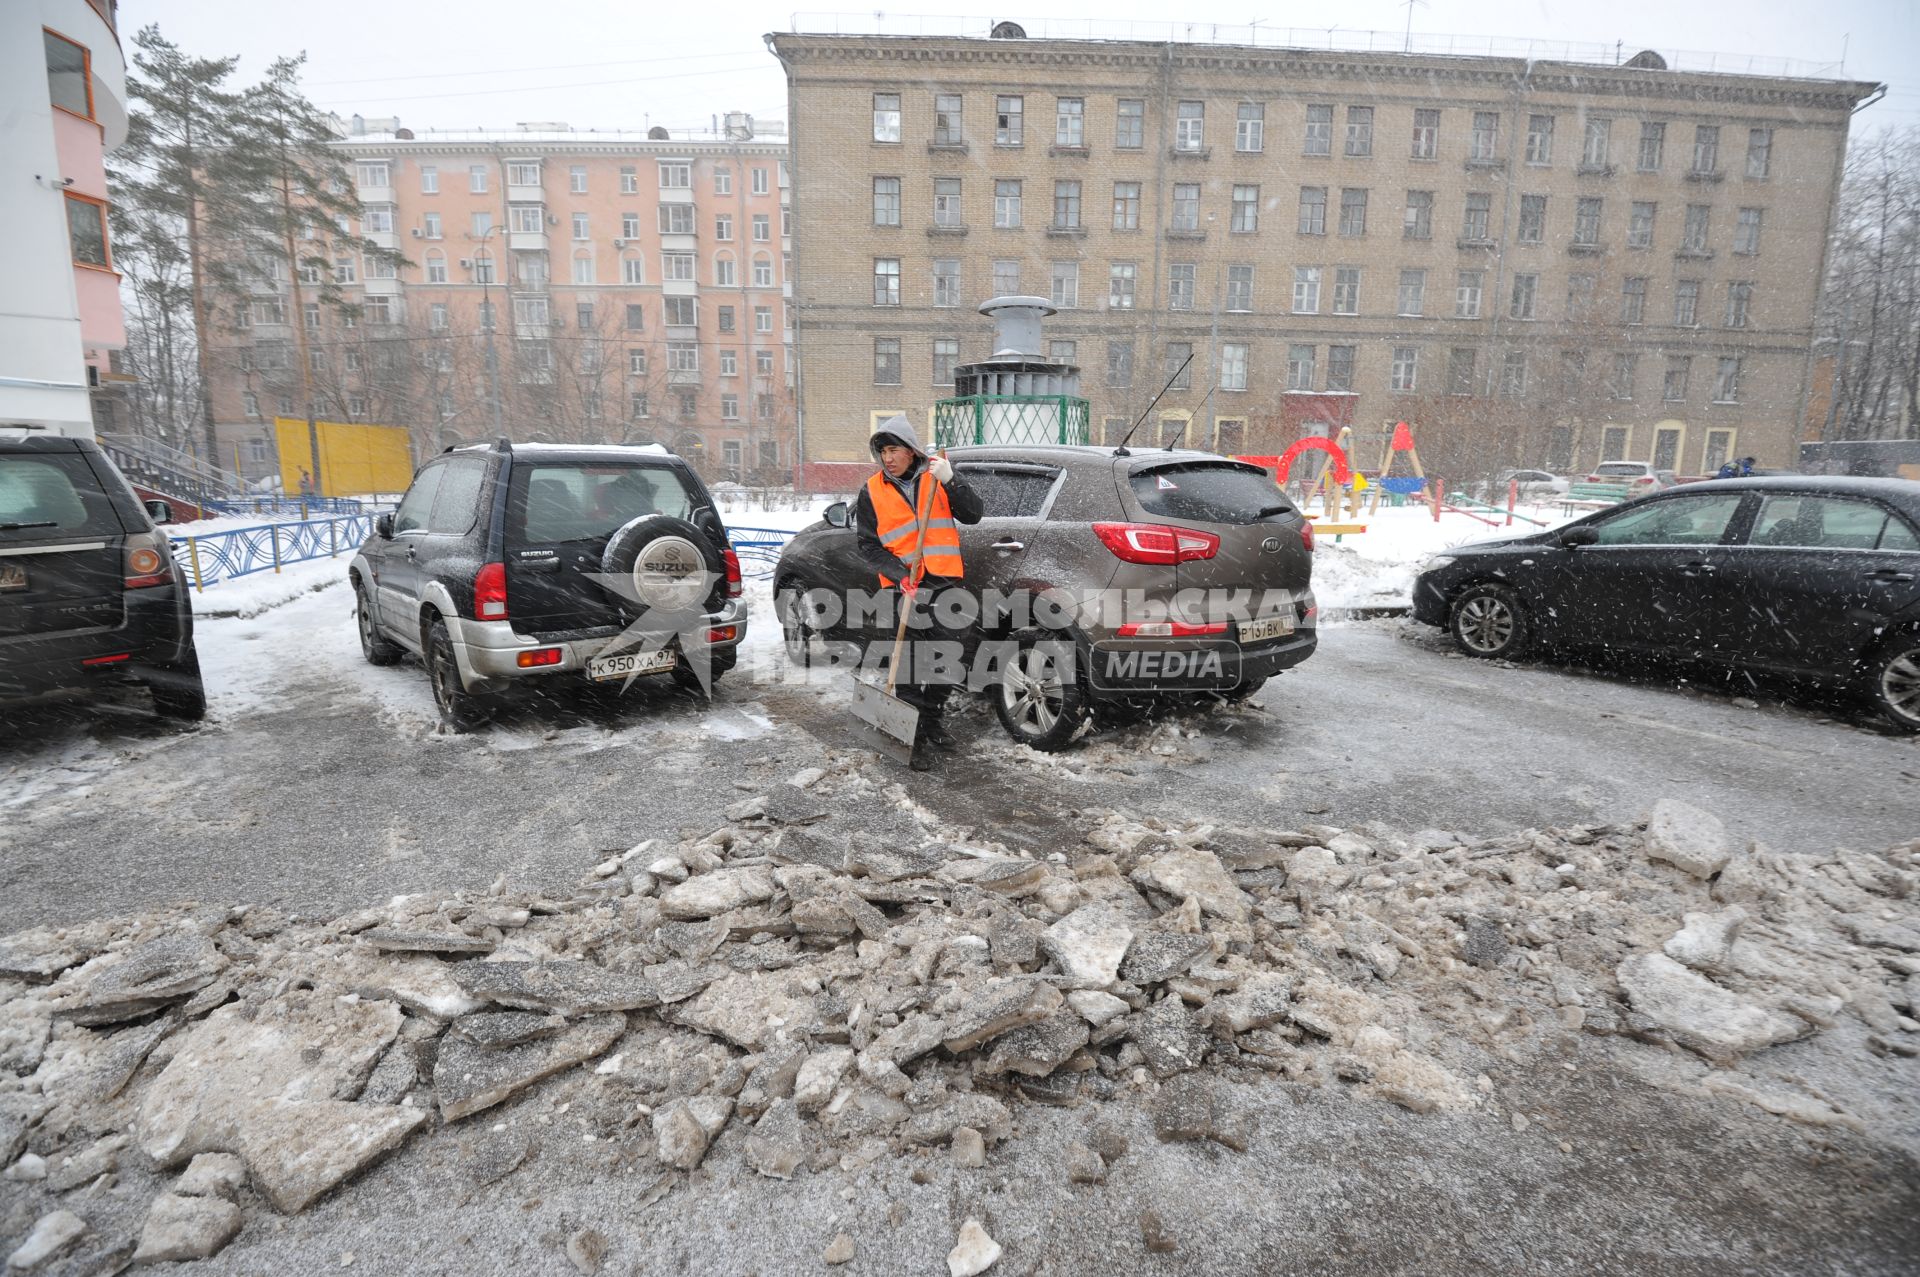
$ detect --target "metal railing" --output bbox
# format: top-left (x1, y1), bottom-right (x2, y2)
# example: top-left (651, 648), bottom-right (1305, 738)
top-left (169, 515), bottom-right (372, 592)
top-left (201, 495), bottom-right (368, 517)
top-left (99, 433), bottom-right (248, 505)
top-left (934, 395), bottom-right (1092, 448)
top-left (727, 526), bottom-right (799, 581)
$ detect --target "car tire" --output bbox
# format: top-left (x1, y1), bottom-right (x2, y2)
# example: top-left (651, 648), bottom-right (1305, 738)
top-left (426, 617), bottom-right (492, 732)
top-left (149, 646), bottom-right (208, 721)
top-left (1449, 582), bottom-right (1530, 660)
top-left (993, 637), bottom-right (1090, 752)
top-left (775, 578), bottom-right (815, 667)
top-left (1862, 630), bottom-right (1920, 734)
top-left (356, 581), bottom-right (403, 665)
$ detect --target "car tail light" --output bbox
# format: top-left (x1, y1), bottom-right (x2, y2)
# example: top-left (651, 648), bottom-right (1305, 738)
top-left (474, 562), bottom-right (508, 620)
top-left (124, 531), bottom-right (172, 589)
top-left (707, 625), bottom-right (738, 643)
top-left (83, 652), bottom-right (132, 666)
top-left (1116, 620), bottom-right (1229, 638)
top-left (515, 647), bottom-right (562, 668)
top-left (1093, 522), bottom-right (1219, 565)
top-left (1299, 521), bottom-right (1316, 553)
top-left (722, 547), bottom-right (743, 598)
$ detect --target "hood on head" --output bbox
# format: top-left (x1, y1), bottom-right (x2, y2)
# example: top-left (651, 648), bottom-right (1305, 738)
top-left (869, 413), bottom-right (925, 459)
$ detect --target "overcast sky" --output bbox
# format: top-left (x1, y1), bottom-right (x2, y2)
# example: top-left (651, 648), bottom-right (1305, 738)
top-left (129, 1), bottom-right (1917, 134)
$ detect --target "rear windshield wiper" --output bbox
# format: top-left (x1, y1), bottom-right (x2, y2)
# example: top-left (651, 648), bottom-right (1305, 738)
top-left (1255, 504), bottom-right (1292, 519)
top-left (0, 521), bottom-right (58, 531)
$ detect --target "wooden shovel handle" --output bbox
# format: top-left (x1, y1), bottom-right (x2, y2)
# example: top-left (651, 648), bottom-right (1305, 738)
top-left (882, 465), bottom-right (937, 697)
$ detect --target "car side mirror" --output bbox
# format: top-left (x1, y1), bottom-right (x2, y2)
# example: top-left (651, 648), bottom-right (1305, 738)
top-left (823, 501), bottom-right (849, 529)
top-left (1559, 525), bottom-right (1599, 547)
top-left (143, 499), bottom-right (173, 526)
top-left (376, 513), bottom-right (395, 539)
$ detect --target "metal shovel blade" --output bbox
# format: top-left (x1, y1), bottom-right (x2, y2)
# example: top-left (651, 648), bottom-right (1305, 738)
top-left (849, 679), bottom-right (920, 764)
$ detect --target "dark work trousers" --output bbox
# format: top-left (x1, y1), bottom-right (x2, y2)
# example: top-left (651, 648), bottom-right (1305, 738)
top-left (889, 580), bottom-right (978, 714)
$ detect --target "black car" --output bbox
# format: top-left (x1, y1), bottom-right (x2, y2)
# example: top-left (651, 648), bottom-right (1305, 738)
top-left (1412, 476), bottom-right (1920, 731)
top-left (349, 440), bottom-right (746, 731)
top-left (0, 434), bottom-right (205, 720)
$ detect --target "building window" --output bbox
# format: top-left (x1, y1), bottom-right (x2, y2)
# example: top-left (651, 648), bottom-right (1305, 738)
top-left (717, 306), bottom-right (735, 332)
top-left (618, 212), bottom-right (640, 239)
top-left (1746, 128), bottom-right (1773, 179)
top-left (1222, 264), bottom-right (1253, 312)
top-left (1499, 350), bottom-right (1528, 398)
top-left (1054, 180), bottom-right (1082, 229)
top-left (715, 213), bottom-right (732, 241)
top-left (1638, 121), bottom-right (1666, 172)
top-left (428, 302), bottom-right (448, 331)
top-left (752, 214), bottom-right (770, 241)
top-left (1112, 182), bottom-right (1141, 230)
top-left (242, 392), bottom-right (260, 419)
top-left (356, 161), bottom-right (391, 189)
top-left (1621, 276), bottom-right (1647, 324)
top-left (1107, 342), bottom-right (1134, 388)
top-left (933, 259), bottom-right (961, 308)
top-left (934, 94), bottom-right (963, 145)
top-left (470, 165), bottom-right (489, 193)
top-left (620, 166), bottom-right (638, 194)
top-left (1674, 279), bottom-right (1700, 327)
top-left (333, 255), bottom-right (357, 284)
top-left (64, 195), bottom-right (108, 267)
top-left (1725, 281), bottom-right (1753, 329)
top-left (873, 176), bottom-right (901, 226)
top-left (1049, 340), bottom-right (1076, 366)
top-left (1628, 201), bottom-right (1656, 248)
top-left (1582, 118), bottom-right (1612, 169)
top-left (1447, 347), bottom-right (1477, 396)
top-left (1285, 104), bottom-right (1329, 160)
top-left (1398, 269), bottom-right (1427, 317)
top-left (1164, 343), bottom-right (1194, 390)
top-left (873, 93), bottom-right (901, 142)
top-left (1411, 108), bottom-right (1439, 159)
top-left (1299, 187), bottom-right (1327, 235)
top-left (993, 179), bottom-right (1022, 228)
top-left (1286, 344), bottom-right (1316, 391)
top-left (426, 255), bottom-right (449, 284)
top-left (996, 95), bottom-right (1023, 146)
top-left (476, 303), bottom-right (494, 332)
top-left (933, 178), bottom-right (963, 227)
top-left (1055, 97), bottom-right (1084, 146)
top-left (1337, 188), bottom-right (1366, 237)
top-left (755, 306), bottom-right (773, 333)
top-left (1403, 190), bottom-right (1433, 240)
top-left (1573, 197), bottom-right (1602, 246)
top-left (1344, 106), bottom-right (1374, 157)
top-left (1610, 353), bottom-right (1637, 400)
top-left (1567, 273), bottom-right (1596, 318)
top-left (872, 258), bottom-right (900, 306)
top-left (1664, 356), bottom-right (1691, 402)
top-left (1525, 114), bottom-right (1554, 165)
top-left (1462, 191), bottom-right (1492, 242)
top-left (1327, 345), bottom-right (1356, 392)
top-left (45, 30), bottom-right (92, 117)
top-left (621, 256), bottom-right (644, 285)
top-left (1714, 356), bottom-right (1742, 403)
top-left (1168, 263), bottom-right (1196, 310)
top-left (1171, 183), bottom-right (1200, 231)
top-left (929, 336), bottom-right (960, 380)
top-left (1109, 263), bottom-right (1136, 309)
top-left (1220, 344), bottom-right (1248, 391)
top-left (1683, 204), bottom-right (1712, 254)
top-left (713, 166), bottom-right (732, 196)
top-left (416, 165), bottom-right (437, 194)
top-left (719, 394), bottom-right (739, 422)
top-left (1455, 270), bottom-right (1483, 318)
top-left (993, 259), bottom-right (1021, 295)
top-left (662, 252), bottom-right (693, 281)
top-left (1692, 124), bottom-right (1720, 175)
top-left (506, 161), bottom-right (540, 187)
top-left (511, 204), bottom-right (543, 233)
top-left (659, 162), bottom-right (690, 189)
top-left (1175, 100), bottom-right (1205, 152)
top-left (1051, 260), bottom-right (1079, 308)
top-left (1509, 273), bottom-right (1537, 320)
top-left (1390, 346), bottom-right (1419, 393)
top-left (1735, 207), bottom-right (1763, 255)
top-left (569, 211), bottom-right (590, 242)
top-left (1236, 103), bottom-right (1265, 153)
top-left (1514, 195), bottom-right (1545, 243)
top-left (1470, 112), bottom-right (1499, 162)
top-left (1333, 266), bottom-right (1360, 315)
top-left (1231, 185), bottom-right (1260, 233)
top-left (1292, 266), bottom-right (1322, 314)
top-left (714, 256), bottom-right (735, 287)
top-left (752, 167), bottom-right (769, 195)
top-left (1116, 99), bottom-right (1145, 149)
top-left (423, 211), bottom-right (443, 241)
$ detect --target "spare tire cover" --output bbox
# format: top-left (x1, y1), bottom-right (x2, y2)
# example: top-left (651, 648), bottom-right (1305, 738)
top-left (600, 515), bottom-right (723, 613)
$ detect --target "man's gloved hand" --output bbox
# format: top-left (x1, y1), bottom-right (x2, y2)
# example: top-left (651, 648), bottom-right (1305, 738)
top-left (927, 453), bottom-right (953, 484)
top-left (899, 576), bottom-right (918, 598)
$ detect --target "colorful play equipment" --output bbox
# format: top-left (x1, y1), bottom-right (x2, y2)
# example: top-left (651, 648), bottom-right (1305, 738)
top-left (1367, 421), bottom-right (1429, 513)
top-left (1238, 431), bottom-right (1369, 539)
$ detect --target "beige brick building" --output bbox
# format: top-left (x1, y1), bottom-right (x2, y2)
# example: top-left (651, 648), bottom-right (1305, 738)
top-left (770, 31), bottom-right (1878, 491)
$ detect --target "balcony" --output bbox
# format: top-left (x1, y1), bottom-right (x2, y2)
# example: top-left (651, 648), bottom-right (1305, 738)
top-left (660, 231), bottom-right (698, 252)
top-left (662, 278), bottom-right (698, 297)
top-left (508, 230), bottom-right (549, 252)
top-left (1685, 169), bottom-right (1725, 184)
top-left (1169, 146), bottom-right (1212, 161)
top-left (667, 369), bottom-right (701, 387)
top-left (1046, 224), bottom-right (1088, 239)
top-left (927, 224), bottom-right (969, 238)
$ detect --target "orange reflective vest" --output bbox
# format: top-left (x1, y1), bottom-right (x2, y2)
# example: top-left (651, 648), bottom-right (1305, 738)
top-left (867, 470), bottom-right (964, 586)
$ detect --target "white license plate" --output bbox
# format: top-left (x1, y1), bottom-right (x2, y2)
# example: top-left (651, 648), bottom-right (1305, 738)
top-left (586, 649), bottom-right (677, 681)
top-left (1239, 615), bottom-right (1295, 643)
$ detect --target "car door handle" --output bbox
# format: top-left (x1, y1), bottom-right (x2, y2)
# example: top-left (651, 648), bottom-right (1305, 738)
top-left (990, 539), bottom-right (1025, 552)
top-left (1865, 568), bottom-right (1916, 582)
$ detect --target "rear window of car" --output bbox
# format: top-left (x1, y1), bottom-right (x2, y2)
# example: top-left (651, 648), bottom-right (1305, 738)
top-left (0, 454), bottom-right (124, 541)
top-left (1593, 463), bottom-right (1649, 478)
top-left (507, 463), bottom-right (697, 544)
top-left (1130, 462), bottom-right (1293, 525)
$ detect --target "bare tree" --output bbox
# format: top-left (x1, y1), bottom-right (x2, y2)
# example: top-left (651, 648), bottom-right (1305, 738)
top-left (1818, 126), bottom-right (1920, 441)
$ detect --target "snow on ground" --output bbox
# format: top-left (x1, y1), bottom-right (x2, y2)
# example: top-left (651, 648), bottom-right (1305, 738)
top-left (1308, 500), bottom-right (1574, 612)
top-left (183, 552), bottom-right (354, 619)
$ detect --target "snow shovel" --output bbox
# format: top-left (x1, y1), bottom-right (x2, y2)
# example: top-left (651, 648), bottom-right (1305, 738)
top-left (849, 470), bottom-right (934, 764)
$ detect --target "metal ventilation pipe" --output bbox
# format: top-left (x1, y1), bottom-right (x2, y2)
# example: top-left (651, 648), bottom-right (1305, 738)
top-left (978, 295), bottom-right (1056, 360)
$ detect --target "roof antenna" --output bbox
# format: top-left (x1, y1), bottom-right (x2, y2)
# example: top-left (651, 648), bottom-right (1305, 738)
top-left (1113, 352), bottom-right (1194, 456)
top-left (1166, 379), bottom-right (1220, 450)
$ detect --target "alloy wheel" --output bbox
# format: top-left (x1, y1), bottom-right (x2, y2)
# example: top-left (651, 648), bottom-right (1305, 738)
top-left (1457, 595), bottom-right (1515, 655)
top-left (1881, 644), bottom-right (1920, 726)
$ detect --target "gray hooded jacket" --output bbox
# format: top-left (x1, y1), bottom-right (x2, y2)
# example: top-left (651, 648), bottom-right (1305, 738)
top-left (852, 413), bottom-right (983, 584)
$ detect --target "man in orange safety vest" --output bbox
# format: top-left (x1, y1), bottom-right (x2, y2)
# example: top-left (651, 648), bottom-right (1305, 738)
top-left (854, 414), bottom-right (983, 770)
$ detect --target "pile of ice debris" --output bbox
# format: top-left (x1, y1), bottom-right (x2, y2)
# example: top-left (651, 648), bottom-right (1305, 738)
top-left (3, 769), bottom-right (1916, 1271)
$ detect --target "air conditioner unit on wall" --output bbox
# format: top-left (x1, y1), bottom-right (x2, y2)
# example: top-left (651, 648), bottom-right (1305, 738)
top-left (410, 228), bottom-right (422, 238)
top-left (459, 258), bottom-right (473, 269)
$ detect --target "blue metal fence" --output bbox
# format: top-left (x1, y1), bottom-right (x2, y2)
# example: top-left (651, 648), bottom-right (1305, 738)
top-left (169, 515), bottom-right (373, 591)
top-left (205, 496), bottom-right (369, 517)
top-left (727, 526), bottom-right (798, 581)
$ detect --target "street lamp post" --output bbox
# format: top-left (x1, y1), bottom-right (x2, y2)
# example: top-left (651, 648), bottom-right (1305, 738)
top-left (470, 226), bottom-right (507, 436)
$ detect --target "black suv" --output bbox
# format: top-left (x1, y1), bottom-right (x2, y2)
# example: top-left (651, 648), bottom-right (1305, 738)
top-left (0, 434), bottom-right (205, 720)
top-left (350, 440), bottom-right (746, 730)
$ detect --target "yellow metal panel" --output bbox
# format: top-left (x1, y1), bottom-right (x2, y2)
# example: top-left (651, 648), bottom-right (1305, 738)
top-left (274, 418), bottom-right (415, 498)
